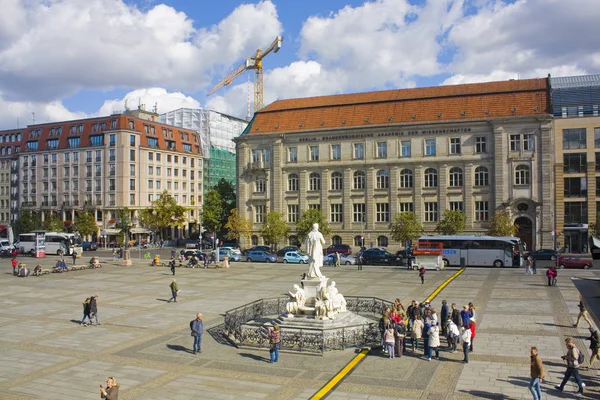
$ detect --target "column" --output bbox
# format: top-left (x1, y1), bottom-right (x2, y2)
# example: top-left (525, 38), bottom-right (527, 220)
top-left (322, 169), bottom-right (330, 220)
top-left (414, 165), bottom-right (424, 223)
top-left (439, 164), bottom-right (448, 216)
top-left (343, 168), bottom-right (353, 230)
top-left (366, 167), bottom-right (375, 230)
top-left (299, 169), bottom-right (307, 211)
top-left (271, 140), bottom-right (283, 213)
top-left (390, 166), bottom-right (399, 218)
top-left (464, 163), bottom-right (474, 228)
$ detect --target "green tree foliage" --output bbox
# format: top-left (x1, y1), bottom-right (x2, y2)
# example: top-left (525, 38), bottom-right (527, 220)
top-left (73, 211), bottom-right (98, 238)
top-left (391, 212), bottom-right (423, 245)
top-left (14, 211), bottom-right (42, 235)
top-left (295, 208), bottom-right (331, 243)
top-left (589, 212), bottom-right (600, 238)
top-left (260, 211), bottom-right (290, 250)
top-left (436, 210), bottom-right (467, 235)
top-left (43, 212), bottom-right (64, 232)
top-left (487, 210), bottom-right (517, 237)
top-left (225, 208), bottom-right (251, 243)
top-left (139, 191), bottom-right (188, 239)
top-left (213, 178), bottom-right (236, 211)
top-left (200, 190), bottom-right (224, 235)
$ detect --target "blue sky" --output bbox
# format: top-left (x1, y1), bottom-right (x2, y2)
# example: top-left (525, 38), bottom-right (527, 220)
top-left (0, 0), bottom-right (598, 128)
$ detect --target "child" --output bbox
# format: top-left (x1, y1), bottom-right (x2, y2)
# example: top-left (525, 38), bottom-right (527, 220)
top-left (384, 325), bottom-right (395, 358)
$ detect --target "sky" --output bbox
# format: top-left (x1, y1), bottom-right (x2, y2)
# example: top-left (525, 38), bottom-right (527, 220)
top-left (0, 0), bottom-right (599, 129)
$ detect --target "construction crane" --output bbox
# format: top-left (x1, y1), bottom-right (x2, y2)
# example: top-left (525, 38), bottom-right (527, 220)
top-left (207, 36), bottom-right (283, 113)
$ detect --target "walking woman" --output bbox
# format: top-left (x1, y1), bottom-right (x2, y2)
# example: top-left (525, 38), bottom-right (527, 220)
top-left (100, 376), bottom-right (119, 399)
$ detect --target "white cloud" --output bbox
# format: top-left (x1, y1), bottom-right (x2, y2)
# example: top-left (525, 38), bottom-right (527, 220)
top-left (95, 88), bottom-right (201, 116)
top-left (442, 66), bottom-right (589, 86)
top-left (0, 97), bottom-right (84, 130)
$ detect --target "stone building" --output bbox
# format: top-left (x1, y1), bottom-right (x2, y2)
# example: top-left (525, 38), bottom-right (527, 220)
top-left (0, 129), bottom-right (23, 227)
top-left (235, 78), bottom-right (554, 251)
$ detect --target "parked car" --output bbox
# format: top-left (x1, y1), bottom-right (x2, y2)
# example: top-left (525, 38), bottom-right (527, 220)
top-left (242, 246), bottom-right (271, 256)
top-left (361, 248), bottom-right (402, 265)
top-left (557, 256), bottom-right (594, 269)
top-left (528, 249), bottom-right (559, 261)
top-left (324, 253), bottom-right (356, 265)
top-left (184, 249), bottom-right (205, 260)
top-left (246, 251), bottom-right (277, 263)
top-left (277, 246), bottom-right (300, 258)
top-left (282, 251), bottom-right (309, 264)
top-left (219, 248), bottom-right (241, 262)
top-left (221, 246), bottom-right (242, 256)
top-left (82, 241), bottom-right (98, 251)
top-left (323, 244), bottom-right (353, 256)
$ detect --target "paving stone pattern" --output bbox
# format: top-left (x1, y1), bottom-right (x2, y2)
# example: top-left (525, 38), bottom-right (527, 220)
top-left (0, 252), bottom-right (599, 399)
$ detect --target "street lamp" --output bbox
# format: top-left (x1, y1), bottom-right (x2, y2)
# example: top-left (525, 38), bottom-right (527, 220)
top-left (117, 216), bottom-right (133, 266)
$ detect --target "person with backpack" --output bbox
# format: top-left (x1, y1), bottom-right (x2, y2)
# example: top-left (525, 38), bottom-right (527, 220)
top-left (190, 313), bottom-right (203, 354)
top-left (586, 327), bottom-right (599, 368)
top-left (168, 279), bottom-right (179, 303)
top-left (555, 337), bottom-right (585, 394)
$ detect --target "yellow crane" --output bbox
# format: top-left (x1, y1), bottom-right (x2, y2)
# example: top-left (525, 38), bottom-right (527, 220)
top-left (207, 36), bottom-right (283, 113)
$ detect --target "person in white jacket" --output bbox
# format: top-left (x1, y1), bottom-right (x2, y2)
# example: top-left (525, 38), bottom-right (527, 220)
top-left (446, 319), bottom-right (460, 353)
top-left (461, 325), bottom-right (472, 363)
top-left (426, 321), bottom-right (441, 360)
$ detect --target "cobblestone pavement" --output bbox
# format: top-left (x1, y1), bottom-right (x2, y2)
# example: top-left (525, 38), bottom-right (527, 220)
top-left (2, 252), bottom-right (599, 399)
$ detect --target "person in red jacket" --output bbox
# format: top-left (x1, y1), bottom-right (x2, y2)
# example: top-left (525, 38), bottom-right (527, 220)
top-left (469, 318), bottom-right (476, 352)
top-left (11, 257), bottom-right (18, 276)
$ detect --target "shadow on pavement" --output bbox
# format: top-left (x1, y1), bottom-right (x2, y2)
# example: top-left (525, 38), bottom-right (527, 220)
top-left (156, 298), bottom-right (170, 302)
top-left (239, 352), bottom-right (269, 363)
top-left (166, 344), bottom-right (193, 354)
top-left (459, 390), bottom-right (507, 399)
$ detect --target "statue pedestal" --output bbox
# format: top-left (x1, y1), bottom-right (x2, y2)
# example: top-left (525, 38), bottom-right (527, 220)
top-left (301, 277), bottom-right (327, 307)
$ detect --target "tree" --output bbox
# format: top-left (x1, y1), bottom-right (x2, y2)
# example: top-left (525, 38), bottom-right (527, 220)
top-left (488, 210), bottom-right (517, 237)
top-left (225, 208), bottom-right (251, 243)
top-left (43, 212), bottom-right (64, 232)
top-left (436, 210), bottom-right (466, 235)
top-left (72, 211), bottom-right (98, 238)
top-left (14, 211), bottom-right (42, 235)
top-left (139, 191), bottom-right (187, 240)
top-left (200, 190), bottom-right (224, 235)
top-left (391, 212), bottom-right (423, 246)
top-left (296, 208), bottom-right (331, 243)
top-left (114, 208), bottom-right (132, 245)
top-left (260, 211), bottom-right (289, 250)
top-left (213, 178), bottom-right (236, 210)
top-left (589, 212), bottom-right (600, 238)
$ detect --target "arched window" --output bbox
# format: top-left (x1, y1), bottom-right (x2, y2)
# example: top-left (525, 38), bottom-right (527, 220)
top-left (448, 167), bottom-right (463, 187)
top-left (251, 235), bottom-right (258, 246)
top-left (309, 173), bottom-right (321, 191)
top-left (474, 166), bottom-right (489, 187)
top-left (400, 169), bottom-right (413, 188)
top-left (354, 235), bottom-right (363, 246)
top-left (515, 165), bottom-right (530, 185)
top-left (332, 235), bottom-right (342, 245)
top-left (289, 235), bottom-right (299, 246)
top-left (288, 174), bottom-right (298, 191)
top-left (376, 170), bottom-right (389, 189)
top-left (255, 176), bottom-right (266, 193)
top-left (378, 235), bottom-right (388, 247)
top-left (424, 168), bottom-right (438, 188)
top-left (331, 172), bottom-right (343, 191)
top-left (353, 171), bottom-right (365, 189)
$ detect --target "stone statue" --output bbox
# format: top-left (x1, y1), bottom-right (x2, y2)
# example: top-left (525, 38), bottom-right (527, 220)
top-left (306, 223), bottom-right (326, 279)
top-left (286, 284), bottom-right (306, 315)
top-left (326, 281), bottom-right (347, 313)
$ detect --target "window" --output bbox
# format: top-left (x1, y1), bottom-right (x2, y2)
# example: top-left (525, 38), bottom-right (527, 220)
top-left (27, 141), bottom-right (38, 150)
top-left (449, 138), bottom-right (461, 154)
top-left (376, 170), bottom-right (389, 189)
top-left (399, 202), bottom-right (413, 213)
top-left (377, 142), bottom-right (387, 158)
top-left (156, 180), bottom-right (161, 189)
top-left (130, 164), bottom-right (135, 176)
top-left (331, 144), bottom-right (341, 160)
top-left (564, 177), bottom-right (587, 197)
top-left (95, 165), bottom-right (101, 177)
top-left (354, 143), bottom-right (364, 159)
top-left (330, 204), bottom-right (343, 223)
top-left (73, 152), bottom-right (79, 162)
top-left (130, 179), bottom-right (135, 190)
top-left (288, 147), bottom-right (297, 163)
top-left (109, 134), bottom-right (116, 146)
top-left (130, 134), bottom-right (136, 146)
top-left (130, 194), bottom-right (135, 205)
top-left (156, 167), bottom-right (161, 175)
top-left (448, 167), bottom-right (463, 187)
top-left (255, 205), bottom-right (266, 223)
top-left (111, 120), bottom-right (117, 129)
top-left (424, 202), bottom-right (438, 222)
top-left (47, 139), bottom-right (59, 149)
top-left (255, 177), bottom-right (266, 193)
top-left (64, 153), bottom-right (70, 163)
top-left (515, 165), bottom-right (530, 185)
top-left (475, 137), bottom-right (487, 153)
top-left (174, 156), bottom-right (179, 163)
top-left (353, 171), bottom-right (365, 189)
top-left (353, 203), bottom-right (365, 222)
top-left (595, 128), bottom-right (600, 148)
top-left (308, 204), bottom-right (321, 210)
top-left (68, 138), bottom-right (80, 148)
top-left (288, 174), bottom-right (298, 191)
top-left (563, 128), bottom-right (586, 149)
top-left (156, 153), bottom-right (161, 162)
top-left (109, 179), bottom-right (115, 191)
top-left (332, 235), bottom-right (342, 245)
top-left (449, 201), bottom-right (464, 212)
top-left (400, 169), bottom-right (413, 188)
top-left (474, 201), bottom-right (489, 221)
top-left (174, 169), bottom-right (179, 177)
top-left (287, 204), bottom-right (299, 223)
top-left (330, 172), bottom-right (343, 190)
top-left (564, 153), bottom-right (586, 173)
top-left (425, 139), bottom-right (436, 156)
top-left (310, 145), bottom-right (319, 161)
top-left (378, 236), bottom-right (388, 247)
top-left (424, 168), bottom-right (438, 188)
top-left (510, 135), bottom-right (521, 151)
top-left (376, 203), bottom-right (390, 222)
top-left (148, 166), bottom-right (153, 175)
top-left (401, 141), bottom-right (411, 157)
top-left (564, 202), bottom-right (588, 224)
top-left (130, 149), bottom-right (135, 161)
top-left (523, 134), bottom-right (534, 151)
top-left (89, 135), bottom-right (103, 146)
top-left (147, 137), bottom-right (159, 148)
top-left (309, 173), bottom-right (321, 191)
top-left (474, 166), bottom-right (489, 187)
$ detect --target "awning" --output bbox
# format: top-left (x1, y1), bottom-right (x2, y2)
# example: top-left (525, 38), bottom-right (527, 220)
top-left (101, 229), bottom-right (122, 235)
top-left (130, 228), bottom-right (151, 234)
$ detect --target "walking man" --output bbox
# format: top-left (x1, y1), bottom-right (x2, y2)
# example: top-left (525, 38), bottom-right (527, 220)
top-left (555, 337), bottom-right (584, 394)
top-left (72, 250), bottom-right (77, 265)
top-left (81, 298), bottom-right (92, 326)
top-left (89, 295), bottom-right (99, 325)
top-left (440, 300), bottom-right (450, 337)
top-left (169, 258), bottom-right (176, 276)
top-left (461, 325), bottom-right (471, 363)
top-left (335, 252), bottom-right (340, 268)
top-left (357, 253), bottom-right (363, 271)
top-left (191, 313), bottom-right (203, 354)
top-left (587, 327), bottom-right (599, 368)
top-left (168, 279), bottom-right (179, 303)
top-left (529, 346), bottom-right (544, 400)
top-left (419, 265), bottom-right (426, 284)
top-left (574, 295), bottom-right (593, 328)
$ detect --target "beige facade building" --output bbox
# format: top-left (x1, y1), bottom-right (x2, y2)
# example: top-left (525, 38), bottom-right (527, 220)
top-left (236, 79), bottom-right (555, 252)
top-left (0, 129), bottom-right (22, 227)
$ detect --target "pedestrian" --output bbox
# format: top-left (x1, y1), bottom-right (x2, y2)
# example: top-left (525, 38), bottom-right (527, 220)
top-left (426, 321), bottom-right (441, 360)
top-left (440, 300), bottom-right (450, 337)
top-left (171, 248), bottom-right (176, 259)
top-left (422, 318), bottom-right (431, 357)
top-left (555, 337), bottom-right (585, 394)
top-left (100, 376), bottom-right (119, 400)
top-left (11, 257), bottom-right (18, 276)
top-left (546, 267), bottom-right (553, 286)
top-left (531, 257), bottom-right (537, 274)
top-left (460, 305), bottom-right (471, 329)
top-left (419, 265), bottom-right (426, 284)
top-left (168, 279), bottom-right (179, 303)
top-left (89, 295), bottom-right (99, 326)
top-left (335, 252), bottom-right (340, 268)
top-left (394, 318), bottom-right (407, 358)
top-left (551, 266), bottom-right (558, 286)
top-left (81, 297), bottom-right (92, 327)
top-left (469, 318), bottom-right (476, 352)
top-left (574, 295), bottom-right (592, 328)
top-left (112, 248), bottom-right (117, 261)
top-left (203, 254), bottom-right (209, 269)
top-left (586, 327), bottom-right (599, 368)
top-left (411, 313), bottom-right (424, 352)
top-left (461, 325), bottom-right (472, 363)
top-left (222, 254), bottom-right (229, 269)
top-left (357, 253), bottom-right (363, 271)
top-left (268, 324), bottom-right (281, 363)
top-left (451, 303), bottom-right (461, 328)
top-left (72, 250), bottom-right (77, 265)
top-left (529, 346), bottom-right (544, 400)
top-left (170, 259), bottom-right (175, 276)
top-left (190, 313), bottom-right (204, 354)
top-left (384, 323), bottom-right (395, 359)
top-left (447, 318), bottom-right (460, 353)
top-left (525, 256), bottom-right (532, 275)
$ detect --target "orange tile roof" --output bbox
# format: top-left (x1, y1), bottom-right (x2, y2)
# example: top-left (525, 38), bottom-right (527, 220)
top-left (249, 78), bottom-right (550, 135)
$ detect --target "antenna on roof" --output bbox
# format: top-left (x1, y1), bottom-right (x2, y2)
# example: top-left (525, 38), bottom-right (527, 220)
top-left (31, 112), bottom-right (35, 125)
top-left (153, 102), bottom-right (158, 114)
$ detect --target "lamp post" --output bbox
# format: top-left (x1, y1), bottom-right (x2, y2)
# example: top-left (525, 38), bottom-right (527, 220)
top-left (117, 215), bottom-right (133, 266)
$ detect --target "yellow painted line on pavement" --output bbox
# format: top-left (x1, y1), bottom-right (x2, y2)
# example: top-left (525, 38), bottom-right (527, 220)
top-left (309, 268), bottom-right (466, 400)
